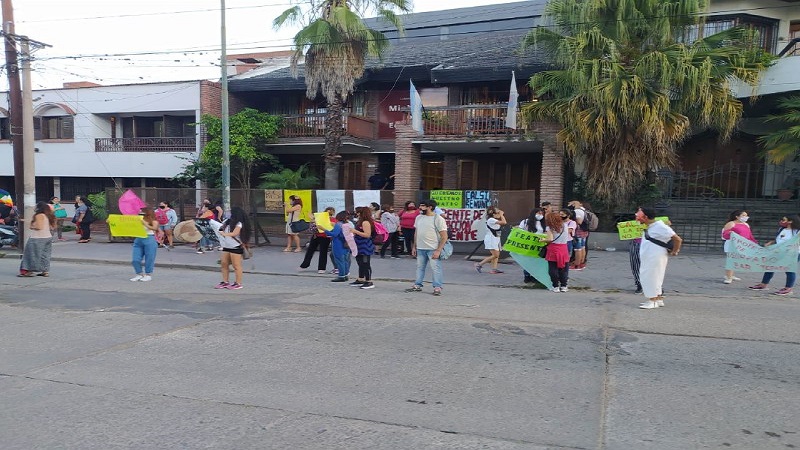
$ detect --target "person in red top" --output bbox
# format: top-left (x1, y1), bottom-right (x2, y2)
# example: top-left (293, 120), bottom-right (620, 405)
top-left (398, 201), bottom-right (420, 256)
top-left (721, 210), bottom-right (757, 284)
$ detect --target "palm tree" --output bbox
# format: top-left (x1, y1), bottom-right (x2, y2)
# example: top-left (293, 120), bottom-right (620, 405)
top-left (759, 96), bottom-right (800, 164)
top-left (274, 0), bottom-right (411, 189)
top-left (521, 0), bottom-right (773, 202)
top-left (258, 164), bottom-right (320, 189)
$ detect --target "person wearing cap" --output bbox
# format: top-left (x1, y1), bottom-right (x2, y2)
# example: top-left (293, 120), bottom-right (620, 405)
top-left (405, 199), bottom-right (449, 296)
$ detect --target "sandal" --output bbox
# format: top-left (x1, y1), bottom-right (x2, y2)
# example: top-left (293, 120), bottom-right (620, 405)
top-left (283, 248), bottom-right (292, 252)
top-left (17, 272), bottom-right (35, 277)
top-left (293, 248), bottom-right (301, 252)
top-left (37, 272), bottom-right (49, 277)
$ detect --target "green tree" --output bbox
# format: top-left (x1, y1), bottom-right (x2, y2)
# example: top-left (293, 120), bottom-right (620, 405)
top-left (176, 108), bottom-right (282, 190)
top-left (521, 0), bottom-right (772, 202)
top-left (759, 96), bottom-right (800, 164)
top-left (258, 164), bottom-right (320, 189)
top-left (274, 0), bottom-right (410, 189)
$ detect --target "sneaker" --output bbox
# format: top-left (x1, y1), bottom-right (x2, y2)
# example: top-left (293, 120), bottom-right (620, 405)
top-left (360, 282), bottom-right (375, 289)
top-left (656, 299), bottom-right (665, 307)
top-left (639, 300), bottom-right (659, 309)
top-left (140, 275), bottom-right (152, 282)
top-left (433, 287), bottom-right (442, 296)
top-left (391, 255), bottom-right (400, 259)
top-left (330, 269), bottom-right (339, 274)
top-left (349, 281), bottom-right (365, 287)
top-left (634, 285), bottom-right (643, 294)
top-left (748, 284), bottom-right (768, 290)
top-left (723, 277), bottom-right (733, 284)
top-left (572, 265), bottom-right (584, 271)
top-left (774, 287), bottom-right (793, 296)
top-left (731, 276), bottom-right (742, 281)
top-left (489, 269), bottom-right (504, 274)
top-left (317, 270), bottom-right (326, 274)
top-left (196, 249), bottom-right (204, 254)
top-left (559, 286), bottom-right (568, 292)
top-left (214, 282), bottom-right (229, 289)
top-left (405, 285), bottom-right (422, 292)
top-left (551, 287), bottom-right (560, 293)
top-left (57, 238), bottom-right (66, 241)
top-left (227, 283), bottom-right (243, 290)
top-left (474, 263), bottom-right (483, 273)
top-left (130, 275), bottom-right (143, 282)
top-left (331, 277), bottom-right (349, 282)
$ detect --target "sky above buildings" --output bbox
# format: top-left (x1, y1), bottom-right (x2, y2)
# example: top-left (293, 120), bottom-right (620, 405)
top-left (11, 0), bottom-right (524, 89)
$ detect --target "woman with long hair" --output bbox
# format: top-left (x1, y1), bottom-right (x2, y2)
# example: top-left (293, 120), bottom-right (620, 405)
top-left (749, 213), bottom-right (800, 296)
top-left (215, 206), bottom-right (251, 290)
top-left (130, 207), bottom-right (160, 282)
top-left (475, 206), bottom-right (506, 274)
top-left (18, 201), bottom-right (56, 277)
top-left (398, 201), bottom-right (419, 255)
top-left (284, 195), bottom-right (303, 252)
top-left (721, 209), bottom-right (756, 284)
top-left (349, 207), bottom-right (376, 289)
top-left (300, 206), bottom-right (336, 273)
top-left (544, 211), bottom-right (571, 292)
top-left (379, 203), bottom-right (400, 258)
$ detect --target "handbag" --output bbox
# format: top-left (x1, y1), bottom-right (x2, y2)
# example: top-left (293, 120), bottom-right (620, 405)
top-left (439, 240), bottom-right (453, 260)
top-left (242, 246), bottom-right (253, 260)
top-left (538, 244), bottom-right (547, 258)
top-left (644, 229), bottom-right (674, 252)
top-left (290, 219), bottom-right (309, 233)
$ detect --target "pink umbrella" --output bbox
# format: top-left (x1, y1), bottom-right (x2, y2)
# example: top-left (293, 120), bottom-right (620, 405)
top-left (118, 189), bottom-right (146, 215)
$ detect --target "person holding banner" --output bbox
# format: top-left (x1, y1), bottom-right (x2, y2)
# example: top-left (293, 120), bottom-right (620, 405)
top-left (284, 195), bottom-right (304, 253)
top-left (721, 210), bottom-right (756, 284)
top-left (130, 208), bottom-right (160, 282)
top-left (543, 211), bottom-right (571, 292)
top-left (638, 207), bottom-right (682, 309)
top-left (518, 208), bottom-right (545, 283)
top-left (748, 214), bottom-right (800, 296)
top-left (300, 207), bottom-right (335, 273)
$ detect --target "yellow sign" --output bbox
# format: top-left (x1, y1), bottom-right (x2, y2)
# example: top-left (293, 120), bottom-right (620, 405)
top-left (108, 214), bottom-right (147, 238)
top-left (617, 217), bottom-right (670, 240)
top-left (314, 212), bottom-right (334, 231)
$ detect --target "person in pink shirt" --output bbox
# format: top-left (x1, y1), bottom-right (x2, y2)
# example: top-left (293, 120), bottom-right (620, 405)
top-left (398, 201), bottom-right (420, 256)
top-left (721, 209), bottom-right (757, 284)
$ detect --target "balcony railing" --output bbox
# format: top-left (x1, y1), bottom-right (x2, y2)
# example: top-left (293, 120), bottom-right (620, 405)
top-left (95, 137), bottom-right (196, 152)
top-left (416, 105), bottom-right (522, 137)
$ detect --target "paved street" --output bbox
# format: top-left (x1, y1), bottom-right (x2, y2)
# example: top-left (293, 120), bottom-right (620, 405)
top-left (0, 239), bottom-right (798, 449)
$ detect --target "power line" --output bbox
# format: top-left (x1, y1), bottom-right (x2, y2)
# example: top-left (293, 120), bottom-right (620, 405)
top-left (18, 2), bottom-right (292, 23)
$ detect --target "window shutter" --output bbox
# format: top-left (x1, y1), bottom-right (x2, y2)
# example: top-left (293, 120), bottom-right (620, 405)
top-left (61, 116), bottom-right (74, 139)
top-left (33, 117), bottom-right (42, 140)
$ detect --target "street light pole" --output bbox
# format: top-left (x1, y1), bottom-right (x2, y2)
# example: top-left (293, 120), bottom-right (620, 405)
top-left (220, 0), bottom-right (231, 215)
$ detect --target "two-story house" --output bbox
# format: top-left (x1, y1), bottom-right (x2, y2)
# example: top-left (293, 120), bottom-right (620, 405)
top-left (0, 80), bottom-right (225, 203)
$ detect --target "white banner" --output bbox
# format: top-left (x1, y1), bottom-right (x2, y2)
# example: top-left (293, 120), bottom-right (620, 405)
top-left (352, 190), bottom-right (381, 209)
top-left (315, 190), bottom-right (346, 213)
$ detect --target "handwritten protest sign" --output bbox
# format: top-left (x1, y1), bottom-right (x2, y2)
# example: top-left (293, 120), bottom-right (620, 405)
top-left (442, 209), bottom-right (486, 241)
top-left (107, 214), bottom-right (147, 238)
top-left (617, 217), bottom-right (671, 240)
top-left (503, 228), bottom-right (548, 258)
top-left (725, 231), bottom-right (800, 272)
top-left (353, 190), bottom-right (380, 208)
top-left (430, 190), bottom-right (462, 208)
top-left (264, 190), bottom-right (283, 210)
top-left (464, 190), bottom-right (491, 209)
top-left (315, 190), bottom-right (346, 213)
top-left (503, 228), bottom-right (550, 286)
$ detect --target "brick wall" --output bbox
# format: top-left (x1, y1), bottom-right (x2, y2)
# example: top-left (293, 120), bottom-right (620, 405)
top-left (200, 80), bottom-right (246, 118)
top-left (393, 122), bottom-right (422, 205)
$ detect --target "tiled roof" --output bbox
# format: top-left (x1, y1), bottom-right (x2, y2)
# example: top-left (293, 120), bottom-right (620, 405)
top-left (228, 1), bottom-right (549, 92)
top-left (363, 0), bottom-right (546, 31)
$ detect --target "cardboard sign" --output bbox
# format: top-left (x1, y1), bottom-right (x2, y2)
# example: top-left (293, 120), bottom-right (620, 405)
top-left (264, 189), bottom-right (283, 211)
top-left (441, 209), bottom-right (486, 241)
top-left (107, 214), bottom-right (147, 238)
top-left (464, 190), bottom-right (491, 209)
top-left (314, 212), bottom-right (334, 231)
top-left (430, 190), bottom-right (463, 209)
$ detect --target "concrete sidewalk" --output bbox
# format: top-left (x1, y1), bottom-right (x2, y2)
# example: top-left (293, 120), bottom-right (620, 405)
top-left (4, 232), bottom-right (778, 299)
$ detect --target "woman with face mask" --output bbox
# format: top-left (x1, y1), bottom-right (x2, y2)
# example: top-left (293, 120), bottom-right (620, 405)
top-left (518, 208), bottom-right (545, 283)
top-left (721, 210), bottom-right (757, 284)
top-left (748, 214), bottom-right (800, 296)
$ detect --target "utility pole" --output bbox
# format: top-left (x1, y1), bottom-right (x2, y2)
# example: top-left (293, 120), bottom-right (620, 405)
top-left (2, 0), bottom-right (24, 243)
top-left (220, 0), bottom-right (231, 215)
top-left (20, 38), bottom-right (35, 237)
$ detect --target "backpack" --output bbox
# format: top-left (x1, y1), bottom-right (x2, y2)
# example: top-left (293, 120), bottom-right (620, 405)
top-left (372, 221), bottom-right (389, 244)
top-left (580, 210), bottom-right (599, 231)
top-left (155, 208), bottom-right (169, 225)
top-left (82, 207), bottom-right (95, 224)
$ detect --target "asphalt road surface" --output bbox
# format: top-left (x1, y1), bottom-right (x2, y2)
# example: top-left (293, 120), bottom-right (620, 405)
top-left (1, 258), bottom-right (798, 449)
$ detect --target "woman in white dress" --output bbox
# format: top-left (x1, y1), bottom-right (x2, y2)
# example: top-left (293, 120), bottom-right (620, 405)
top-left (638, 207), bottom-right (682, 309)
top-left (475, 206), bottom-right (506, 274)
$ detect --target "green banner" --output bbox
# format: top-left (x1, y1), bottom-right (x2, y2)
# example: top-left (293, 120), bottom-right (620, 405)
top-left (430, 190), bottom-right (463, 209)
top-left (503, 228), bottom-right (548, 258)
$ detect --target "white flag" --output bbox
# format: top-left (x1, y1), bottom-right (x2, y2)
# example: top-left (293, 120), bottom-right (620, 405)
top-left (505, 71), bottom-right (519, 130)
top-left (410, 80), bottom-right (423, 135)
